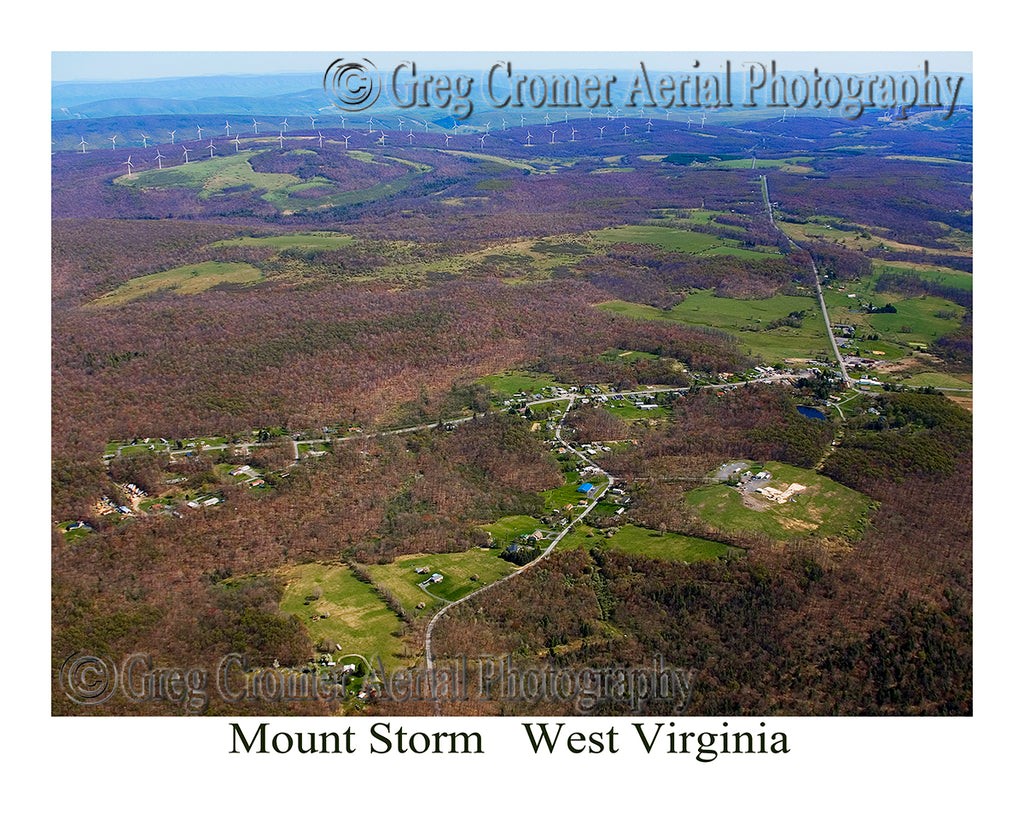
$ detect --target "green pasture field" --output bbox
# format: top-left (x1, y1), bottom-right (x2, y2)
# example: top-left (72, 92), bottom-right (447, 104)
top-left (479, 370), bottom-right (562, 395)
top-left (553, 522), bottom-right (729, 563)
top-left (855, 295), bottom-right (965, 347)
top-left (366, 549), bottom-right (515, 612)
top-left (483, 515), bottom-right (547, 543)
top-left (276, 563), bottom-right (405, 669)
top-left (898, 372), bottom-right (973, 390)
top-left (685, 461), bottom-right (874, 542)
top-left (94, 261), bottom-right (263, 305)
top-left (592, 225), bottom-right (776, 258)
top-left (600, 524), bottom-right (732, 562)
top-left (209, 232), bottom-right (357, 251)
top-left (114, 149), bottom-right (431, 213)
top-left (871, 262), bottom-right (973, 291)
top-left (599, 291), bottom-right (830, 363)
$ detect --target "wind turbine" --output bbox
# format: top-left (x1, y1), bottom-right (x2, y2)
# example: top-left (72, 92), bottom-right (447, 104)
top-left (525, 132), bottom-right (533, 147)
top-left (548, 129), bottom-right (556, 144)
top-left (407, 132), bottom-right (414, 144)
top-left (196, 124), bottom-right (204, 139)
top-left (563, 112), bottom-right (568, 124)
top-left (501, 118), bottom-right (508, 131)
top-left (140, 133), bottom-right (150, 148)
top-left (251, 118), bottom-right (259, 135)
top-left (484, 121), bottom-right (491, 133)
top-left (598, 125), bottom-right (605, 138)
top-left (519, 114), bottom-right (525, 127)
top-left (308, 115), bottom-right (316, 129)
top-left (232, 135), bottom-right (241, 152)
top-left (154, 149), bottom-right (165, 169)
top-left (444, 133), bottom-right (452, 147)
top-left (423, 120), bottom-right (429, 133)
top-left (169, 129), bottom-right (177, 143)
top-left (182, 145), bottom-right (191, 164)
top-left (478, 134), bottom-right (486, 148)
top-left (339, 114), bottom-right (347, 128)
top-left (377, 132), bottom-right (387, 147)
top-left (224, 121), bottom-right (232, 137)
top-left (278, 131), bottom-right (284, 149)
top-left (397, 116), bottom-right (405, 131)
top-left (317, 131), bottom-right (324, 149)
top-left (207, 140), bottom-right (215, 158)
top-left (646, 119), bottom-right (654, 133)
top-left (622, 123), bottom-right (630, 136)
top-left (700, 112), bottom-right (707, 129)
top-left (280, 118), bottom-right (289, 132)
top-left (123, 155), bottom-right (134, 177)
top-left (342, 134), bottom-right (350, 149)
top-left (78, 136), bottom-right (88, 153)
top-left (109, 135), bottom-right (118, 150)
top-left (570, 126), bottom-right (578, 142)
top-left (543, 112), bottom-right (551, 126)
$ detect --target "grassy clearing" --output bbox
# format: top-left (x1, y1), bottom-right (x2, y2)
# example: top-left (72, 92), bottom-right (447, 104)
top-left (600, 524), bottom-right (731, 562)
top-left (366, 549), bottom-right (514, 612)
top-left (277, 563), bottom-right (405, 669)
top-left (599, 291), bottom-right (829, 363)
top-left (899, 372), bottom-right (973, 390)
top-left (478, 370), bottom-right (562, 395)
top-left (872, 262), bottom-right (972, 289)
top-left (209, 232), bottom-right (356, 251)
top-left (541, 476), bottom-right (608, 516)
top-left (592, 225), bottom-right (779, 258)
top-left (94, 261), bottom-right (263, 305)
top-left (685, 461), bottom-right (873, 542)
top-left (484, 515), bottom-right (546, 542)
top-left (114, 148), bottom-right (430, 213)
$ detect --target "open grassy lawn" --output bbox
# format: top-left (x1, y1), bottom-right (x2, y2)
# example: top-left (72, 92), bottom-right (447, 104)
top-left (604, 399), bottom-right (671, 421)
top-left (209, 232), bottom-right (357, 251)
top-left (483, 515), bottom-right (546, 542)
top-left (366, 549), bottom-right (515, 612)
top-left (94, 261), bottom-right (263, 305)
top-left (685, 461), bottom-right (874, 542)
top-left (479, 370), bottom-right (561, 395)
top-left (599, 290), bottom-right (829, 363)
top-left (277, 563), bottom-right (405, 669)
top-left (601, 524), bottom-right (732, 562)
top-left (592, 225), bottom-right (778, 258)
top-left (541, 475), bottom-right (608, 515)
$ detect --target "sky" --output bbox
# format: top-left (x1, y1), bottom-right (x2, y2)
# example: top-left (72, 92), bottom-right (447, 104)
top-left (52, 51), bottom-right (972, 84)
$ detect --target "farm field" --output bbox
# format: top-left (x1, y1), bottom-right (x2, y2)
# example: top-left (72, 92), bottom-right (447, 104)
top-left (685, 461), bottom-right (874, 542)
top-left (599, 291), bottom-right (829, 363)
top-left (599, 524), bottom-right (732, 562)
top-left (276, 563), bottom-right (406, 670)
top-left (592, 224), bottom-right (780, 258)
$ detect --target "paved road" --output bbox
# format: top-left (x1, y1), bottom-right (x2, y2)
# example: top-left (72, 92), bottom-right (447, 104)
top-left (422, 394), bottom-right (619, 714)
top-left (761, 174), bottom-right (851, 388)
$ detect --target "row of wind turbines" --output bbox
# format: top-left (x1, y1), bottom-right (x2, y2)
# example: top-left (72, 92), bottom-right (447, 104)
top-left (67, 105), bottom-right (745, 175)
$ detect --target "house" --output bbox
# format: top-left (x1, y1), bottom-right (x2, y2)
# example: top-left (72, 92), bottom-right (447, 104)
top-left (429, 573), bottom-right (443, 584)
top-left (578, 482), bottom-right (595, 493)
